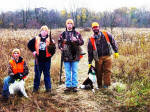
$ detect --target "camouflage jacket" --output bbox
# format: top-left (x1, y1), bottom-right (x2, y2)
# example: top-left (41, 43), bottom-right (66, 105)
top-left (58, 29), bottom-right (84, 62)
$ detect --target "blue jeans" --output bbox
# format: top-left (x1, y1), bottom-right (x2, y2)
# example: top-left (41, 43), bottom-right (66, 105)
top-left (34, 60), bottom-right (51, 90)
top-left (2, 76), bottom-right (15, 97)
top-left (64, 61), bottom-right (79, 88)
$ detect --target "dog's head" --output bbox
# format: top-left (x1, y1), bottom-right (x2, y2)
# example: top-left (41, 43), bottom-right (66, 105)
top-left (88, 65), bottom-right (96, 75)
top-left (88, 65), bottom-right (97, 87)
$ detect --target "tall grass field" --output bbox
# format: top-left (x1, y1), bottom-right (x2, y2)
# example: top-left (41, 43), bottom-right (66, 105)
top-left (0, 28), bottom-right (149, 111)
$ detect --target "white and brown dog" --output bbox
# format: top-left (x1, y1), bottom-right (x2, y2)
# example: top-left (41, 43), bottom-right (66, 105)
top-left (80, 65), bottom-right (98, 92)
top-left (9, 78), bottom-right (28, 98)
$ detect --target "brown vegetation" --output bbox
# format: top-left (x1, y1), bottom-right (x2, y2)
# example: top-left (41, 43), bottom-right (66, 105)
top-left (0, 28), bottom-right (149, 111)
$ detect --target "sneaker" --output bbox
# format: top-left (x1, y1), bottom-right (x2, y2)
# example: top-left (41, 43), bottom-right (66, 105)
top-left (72, 87), bottom-right (78, 92)
top-left (64, 87), bottom-right (72, 93)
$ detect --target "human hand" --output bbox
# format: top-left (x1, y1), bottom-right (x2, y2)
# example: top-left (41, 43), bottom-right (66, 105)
top-left (72, 37), bottom-right (77, 42)
top-left (88, 64), bottom-right (92, 68)
top-left (33, 51), bottom-right (37, 57)
top-left (114, 53), bottom-right (119, 59)
top-left (60, 48), bottom-right (63, 51)
top-left (10, 73), bottom-right (14, 76)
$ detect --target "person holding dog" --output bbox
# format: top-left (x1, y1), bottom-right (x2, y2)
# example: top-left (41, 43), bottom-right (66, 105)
top-left (58, 19), bottom-right (84, 92)
top-left (88, 22), bottom-right (118, 88)
top-left (2, 48), bottom-right (29, 99)
top-left (28, 25), bottom-right (55, 93)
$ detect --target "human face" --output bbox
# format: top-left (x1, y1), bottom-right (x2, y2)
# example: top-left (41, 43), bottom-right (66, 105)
top-left (41, 30), bottom-right (48, 37)
top-left (13, 52), bottom-right (20, 60)
top-left (66, 22), bottom-right (73, 31)
top-left (92, 26), bottom-right (100, 35)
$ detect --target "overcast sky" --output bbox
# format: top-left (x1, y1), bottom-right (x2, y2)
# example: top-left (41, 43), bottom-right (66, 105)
top-left (0, 0), bottom-right (150, 13)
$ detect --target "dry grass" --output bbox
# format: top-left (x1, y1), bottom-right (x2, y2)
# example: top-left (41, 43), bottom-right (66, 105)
top-left (0, 29), bottom-right (63, 111)
top-left (0, 28), bottom-right (149, 111)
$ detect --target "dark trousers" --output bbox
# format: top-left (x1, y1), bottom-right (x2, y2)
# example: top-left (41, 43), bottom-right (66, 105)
top-left (34, 59), bottom-right (51, 90)
top-left (95, 56), bottom-right (112, 88)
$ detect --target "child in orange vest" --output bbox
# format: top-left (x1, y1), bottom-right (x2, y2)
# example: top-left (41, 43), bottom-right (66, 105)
top-left (1, 48), bottom-right (28, 100)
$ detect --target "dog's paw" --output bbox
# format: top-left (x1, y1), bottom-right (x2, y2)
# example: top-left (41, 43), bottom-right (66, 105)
top-left (92, 89), bottom-right (95, 93)
top-left (96, 87), bottom-right (99, 90)
top-left (25, 95), bottom-right (28, 98)
top-left (80, 85), bottom-right (85, 89)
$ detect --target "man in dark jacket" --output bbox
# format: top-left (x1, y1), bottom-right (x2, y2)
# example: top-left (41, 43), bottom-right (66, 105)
top-left (58, 19), bottom-right (84, 92)
top-left (88, 22), bottom-right (119, 88)
top-left (28, 25), bottom-right (54, 93)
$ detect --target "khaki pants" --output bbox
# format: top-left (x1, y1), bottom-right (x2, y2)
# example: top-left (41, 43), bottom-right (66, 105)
top-left (95, 56), bottom-right (112, 88)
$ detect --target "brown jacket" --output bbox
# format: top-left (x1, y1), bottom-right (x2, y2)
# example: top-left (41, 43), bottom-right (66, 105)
top-left (88, 31), bottom-right (118, 64)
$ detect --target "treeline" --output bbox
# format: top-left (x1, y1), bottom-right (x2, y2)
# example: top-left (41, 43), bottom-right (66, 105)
top-left (0, 7), bottom-right (150, 29)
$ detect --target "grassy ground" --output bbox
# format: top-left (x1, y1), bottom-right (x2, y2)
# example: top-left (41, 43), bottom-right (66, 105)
top-left (0, 28), bottom-right (149, 112)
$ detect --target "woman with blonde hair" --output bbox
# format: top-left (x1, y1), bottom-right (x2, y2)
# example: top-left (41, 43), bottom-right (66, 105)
top-left (28, 25), bottom-right (55, 93)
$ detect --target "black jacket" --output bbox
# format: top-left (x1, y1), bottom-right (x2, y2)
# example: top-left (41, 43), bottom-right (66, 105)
top-left (27, 34), bottom-right (51, 62)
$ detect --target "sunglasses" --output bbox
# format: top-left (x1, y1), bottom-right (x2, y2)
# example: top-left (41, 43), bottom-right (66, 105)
top-left (92, 26), bottom-right (99, 29)
top-left (13, 52), bottom-right (19, 54)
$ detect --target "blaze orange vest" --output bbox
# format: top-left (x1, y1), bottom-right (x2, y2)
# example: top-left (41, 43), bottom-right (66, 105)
top-left (90, 31), bottom-right (110, 50)
top-left (9, 59), bottom-right (24, 74)
top-left (35, 36), bottom-right (51, 57)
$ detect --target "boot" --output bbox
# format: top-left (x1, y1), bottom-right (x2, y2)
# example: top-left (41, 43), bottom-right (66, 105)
top-left (64, 87), bottom-right (72, 93)
top-left (72, 87), bottom-right (78, 92)
top-left (32, 88), bottom-right (38, 93)
top-left (45, 89), bottom-right (51, 93)
top-left (0, 95), bottom-right (8, 102)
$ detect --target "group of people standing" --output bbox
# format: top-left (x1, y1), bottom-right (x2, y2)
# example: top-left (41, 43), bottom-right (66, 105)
top-left (1, 18), bottom-right (118, 99)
